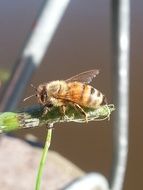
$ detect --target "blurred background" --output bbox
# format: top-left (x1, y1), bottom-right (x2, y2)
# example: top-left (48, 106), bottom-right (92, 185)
top-left (0, 0), bottom-right (142, 189)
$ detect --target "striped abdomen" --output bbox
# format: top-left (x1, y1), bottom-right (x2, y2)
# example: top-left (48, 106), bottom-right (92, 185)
top-left (64, 82), bottom-right (104, 108)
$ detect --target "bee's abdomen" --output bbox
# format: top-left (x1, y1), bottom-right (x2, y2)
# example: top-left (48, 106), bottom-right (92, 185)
top-left (67, 82), bottom-right (104, 108)
top-left (80, 84), bottom-right (91, 105)
top-left (66, 82), bottom-right (84, 101)
top-left (80, 85), bottom-right (104, 108)
top-left (87, 87), bottom-right (104, 108)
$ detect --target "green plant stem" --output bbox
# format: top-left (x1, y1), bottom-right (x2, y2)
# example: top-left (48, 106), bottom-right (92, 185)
top-left (35, 127), bottom-right (53, 190)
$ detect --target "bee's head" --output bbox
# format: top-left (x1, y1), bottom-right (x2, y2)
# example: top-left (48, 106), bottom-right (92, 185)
top-left (23, 84), bottom-right (48, 105)
top-left (36, 84), bottom-right (48, 105)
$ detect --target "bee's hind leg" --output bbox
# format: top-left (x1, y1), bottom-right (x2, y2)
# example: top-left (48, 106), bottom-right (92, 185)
top-left (102, 95), bottom-right (108, 105)
top-left (72, 103), bottom-right (88, 123)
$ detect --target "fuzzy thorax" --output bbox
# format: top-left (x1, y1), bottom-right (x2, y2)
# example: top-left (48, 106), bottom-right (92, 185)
top-left (46, 80), bottom-right (68, 107)
top-left (46, 80), bottom-right (68, 97)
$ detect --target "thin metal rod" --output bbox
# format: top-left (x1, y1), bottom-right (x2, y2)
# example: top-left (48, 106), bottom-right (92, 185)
top-left (110, 1), bottom-right (130, 190)
top-left (0, 0), bottom-right (70, 111)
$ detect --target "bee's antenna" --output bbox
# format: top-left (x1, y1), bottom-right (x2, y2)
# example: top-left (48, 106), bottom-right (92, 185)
top-left (23, 94), bottom-right (36, 102)
top-left (30, 84), bottom-right (37, 91)
top-left (23, 84), bottom-right (37, 102)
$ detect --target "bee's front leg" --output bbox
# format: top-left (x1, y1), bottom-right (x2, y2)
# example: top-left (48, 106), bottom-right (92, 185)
top-left (42, 102), bottom-right (53, 115)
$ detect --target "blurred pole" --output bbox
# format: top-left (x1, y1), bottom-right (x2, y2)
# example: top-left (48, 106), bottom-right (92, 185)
top-left (110, 1), bottom-right (130, 190)
top-left (64, 173), bottom-right (109, 190)
top-left (0, 0), bottom-right (70, 111)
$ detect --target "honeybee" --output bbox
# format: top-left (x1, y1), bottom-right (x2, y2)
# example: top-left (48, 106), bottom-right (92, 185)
top-left (24, 70), bottom-right (107, 122)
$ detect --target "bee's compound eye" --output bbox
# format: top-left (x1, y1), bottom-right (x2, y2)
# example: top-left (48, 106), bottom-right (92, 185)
top-left (40, 93), bottom-right (47, 103)
top-left (41, 94), bottom-right (44, 101)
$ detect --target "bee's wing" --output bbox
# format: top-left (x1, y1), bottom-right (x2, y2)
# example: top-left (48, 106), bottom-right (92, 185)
top-left (66, 69), bottom-right (99, 84)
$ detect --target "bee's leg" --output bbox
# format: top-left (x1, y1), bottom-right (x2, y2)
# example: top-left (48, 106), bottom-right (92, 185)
top-left (102, 95), bottom-right (108, 105)
top-left (60, 105), bottom-right (66, 115)
top-left (42, 107), bottom-right (50, 115)
top-left (59, 105), bottom-right (67, 120)
top-left (102, 96), bottom-right (111, 120)
top-left (72, 103), bottom-right (88, 123)
top-left (42, 102), bottom-right (53, 115)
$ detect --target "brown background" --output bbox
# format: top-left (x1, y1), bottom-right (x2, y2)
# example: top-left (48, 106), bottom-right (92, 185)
top-left (0, 0), bottom-right (142, 189)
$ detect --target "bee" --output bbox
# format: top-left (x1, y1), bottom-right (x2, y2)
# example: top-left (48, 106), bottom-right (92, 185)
top-left (24, 70), bottom-right (107, 122)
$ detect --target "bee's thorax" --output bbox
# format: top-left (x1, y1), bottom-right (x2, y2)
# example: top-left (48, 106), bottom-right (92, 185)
top-left (46, 81), bottom-right (67, 96)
